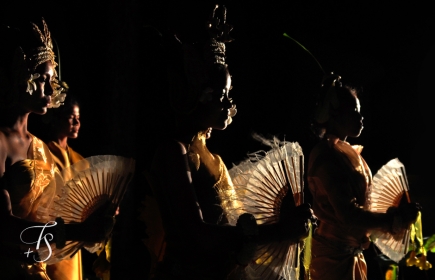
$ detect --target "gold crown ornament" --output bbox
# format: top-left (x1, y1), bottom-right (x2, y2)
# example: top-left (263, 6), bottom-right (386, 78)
top-left (27, 19), bottom-right (67, 108)
top-left (204, 5), bottom-right (234, 66)
top-left (0, 18), bottom-right (67, 109)
top-left (27, 19), bottom-right (57, 71)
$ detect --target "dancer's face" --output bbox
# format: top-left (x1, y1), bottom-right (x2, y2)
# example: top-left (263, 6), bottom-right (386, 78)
top-left (56, 105), bottom-right (81, 139)
top-left (20, 61), bottom-right (55, 114)
top-left (197, 71), bottom-right (233, 130)
top-left (333, 92), bottom-right (364, 138)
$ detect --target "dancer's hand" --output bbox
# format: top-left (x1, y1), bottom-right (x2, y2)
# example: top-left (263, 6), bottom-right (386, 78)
top-left (80, 202), bottom-right (115, 243)
top-left (280, 199), bottom-right (316, 241)
top-left (398, 201), bottom-right (421, 227)
top-left (387, 200), bottom-right (421, 235)
top-left (83, 217), bottom-right (114, 244)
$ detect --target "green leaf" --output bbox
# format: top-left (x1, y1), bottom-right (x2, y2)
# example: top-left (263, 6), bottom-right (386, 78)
top-left (424, 234), bottom-right (435, 253)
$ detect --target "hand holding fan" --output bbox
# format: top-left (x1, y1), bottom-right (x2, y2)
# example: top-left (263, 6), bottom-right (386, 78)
top-left (37, 155), bottom-right (135, 264)
top-left (228, 136), bottom-right (306, 280)
top-left (369, 158), bottom-right (416, 263)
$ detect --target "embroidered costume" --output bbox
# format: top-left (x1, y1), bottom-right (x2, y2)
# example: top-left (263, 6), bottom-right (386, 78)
top-left (308, 136), bottom-right (371, 280)
top-left (0, 19), bottom-right (70, 279)
top-left (47, 141), bottom-right (85, 171)
top-left (140, 5), bottom-right (243, 279)
top-left (45, 141), bottom-right (84, 280)
top-left (1, 134), bottom-right (62, 279)
top-left (144, 132), bottom-right (242, 279)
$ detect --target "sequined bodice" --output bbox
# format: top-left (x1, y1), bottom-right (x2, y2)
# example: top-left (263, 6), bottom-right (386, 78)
top-left (2, 135), bottom-right (59, 221)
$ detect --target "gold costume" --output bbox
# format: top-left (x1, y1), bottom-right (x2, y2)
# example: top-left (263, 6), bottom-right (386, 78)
top-left (142, 132), bottom-right (241, 279)
top-left (46, 141), bottom-right (84, 280)
top-left (308, 136), bottom-right (372, 280)
top-left (0, 19), bottom-right (70, 279)
top-left (1, 134), bottom-right (62, 279)
top-left (47, 141), bottom-right (85, 170)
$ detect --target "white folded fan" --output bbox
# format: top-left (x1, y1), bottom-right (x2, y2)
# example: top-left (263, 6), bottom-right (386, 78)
top-left (228, 138), bottom-right (304, 280)
top-left (369, 158), bottom-right (411, 263)
top-left (37, 155), bottom-right (135, 264)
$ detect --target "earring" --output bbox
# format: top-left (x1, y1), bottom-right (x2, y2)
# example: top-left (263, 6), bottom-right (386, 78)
top-left (229, 104), bottom-right (237, 117)
top-left (205, 127), bottom-right (212, 139)
top-left (26, 73), bottom-right (40, 95)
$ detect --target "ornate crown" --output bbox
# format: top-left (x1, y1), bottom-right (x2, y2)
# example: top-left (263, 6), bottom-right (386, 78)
top-left (27, 19), bottom-right (57, 71)
top-left (169, 5), bottom-right (235, 116)
top-left (25, 19), bottom-right (66, 108)
top-left (204, 5), bottom-right (234, 66)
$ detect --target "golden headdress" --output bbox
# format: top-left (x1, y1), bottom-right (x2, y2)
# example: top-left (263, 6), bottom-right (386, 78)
top-left (27, 19), bottom-right (57, 71)
top-left (168, 5), bottom-right (235, 116)
top-left (204, 4), bottom-right (234, 65)
top-left (0, 18), bottom-right (66, 109)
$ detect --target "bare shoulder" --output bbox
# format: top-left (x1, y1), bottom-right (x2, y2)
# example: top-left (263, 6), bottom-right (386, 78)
top-left (150, 139), bottom-right (195, 198)
top-left (0, 184), bottom-right (13, 217)
top-left (151, 138), bottom-right (190, 174)
top-left (0, 131), bottom-right (8, 176)
top-left (0, 129), bottom-right (6, 145)
top-left (154, 138), bottom-right (188, 158)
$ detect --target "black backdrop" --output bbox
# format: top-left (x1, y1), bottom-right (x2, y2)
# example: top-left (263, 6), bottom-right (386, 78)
top-left (2, 1), bottom-right (435, 279)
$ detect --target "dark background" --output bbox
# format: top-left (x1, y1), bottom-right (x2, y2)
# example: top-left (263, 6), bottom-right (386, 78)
top-left (2, 1), bottom-right (435, 279)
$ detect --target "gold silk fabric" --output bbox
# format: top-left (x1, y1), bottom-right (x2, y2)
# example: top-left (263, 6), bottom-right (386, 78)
top-left (47, 141), bottom-right (85, 170)
top-left (187, 132), bottom-right (241, 224)
top-left (141, 131), bottom-right (242, 279)
top-left (6, 135), bottom-right (59, 222)
top-left (308, 136), bottom-right (372, 280)
top-left (46, 141), bottom-right (84, 280)
top-left (2, 134), bottom-right (62, 280)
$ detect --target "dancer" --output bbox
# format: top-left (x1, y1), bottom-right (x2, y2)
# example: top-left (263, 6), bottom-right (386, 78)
top-left (146, 5), bottom-right (314, 279)
top-left (307, 74), bottom-right (420, 280)
top-left (46, 95), bottom-right (84, 170)
top-left (0, 19), bottom-right (113, 280)
top-left (43, 94), bottom-right (87, 280)
top-left (44, 95), bottom-right (111, 280)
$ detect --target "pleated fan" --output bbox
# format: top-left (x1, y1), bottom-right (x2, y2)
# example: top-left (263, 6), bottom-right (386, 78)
top-left (37, 155), bottom-right (135, 264)
top-left (228, 137), bottom-right (304, 280)
top-left (369, 158), bottom-right (411, 263)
